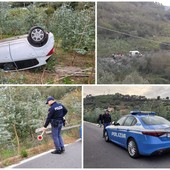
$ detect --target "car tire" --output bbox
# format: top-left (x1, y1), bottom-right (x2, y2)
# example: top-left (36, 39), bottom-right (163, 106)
top-left (27, 26), bottom-right (48, 47)
top-left (104, 130), bottom-right (110, 142)
top-left (127, 138), bottom-right (139, 158)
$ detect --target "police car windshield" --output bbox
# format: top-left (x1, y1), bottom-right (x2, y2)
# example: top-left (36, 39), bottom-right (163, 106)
top-left (141, 116), bottom-right (170, 125)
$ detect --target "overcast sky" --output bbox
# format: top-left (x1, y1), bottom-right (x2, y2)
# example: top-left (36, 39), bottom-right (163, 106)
top-left (157, 0), bottom-right (170, 6)
top-left (108, 0), bottom-right (170, 6)
top-left (83, 86), bottom-right (170, 99)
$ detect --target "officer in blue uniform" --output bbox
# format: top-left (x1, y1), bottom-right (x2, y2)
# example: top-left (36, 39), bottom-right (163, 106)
top-left (43, 96), bottom-right (68, 154)
top-left (102, 109), bottom-right (111, 137)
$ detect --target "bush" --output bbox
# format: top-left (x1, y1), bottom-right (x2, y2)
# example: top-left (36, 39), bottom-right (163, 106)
top-left (50, 5), bottom-right (95, 53)
top-left (122, 71), bottom-right (149, 84)
top-left (20, 149), bottom-right (28, 158)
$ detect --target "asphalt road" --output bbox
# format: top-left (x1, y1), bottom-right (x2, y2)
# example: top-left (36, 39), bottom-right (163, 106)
top-left (84, 122), bottom-right (170, 168)
top-left (12, 140), bottom-right (82, 168)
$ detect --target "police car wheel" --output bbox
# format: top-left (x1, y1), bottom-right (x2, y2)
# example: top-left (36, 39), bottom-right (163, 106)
top-left (104, 131), bottom-right (110, 142)
top-left (127, 138), bottom-right (139, 158)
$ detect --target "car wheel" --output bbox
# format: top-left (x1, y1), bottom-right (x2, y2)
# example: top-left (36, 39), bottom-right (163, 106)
top-left (27, 26), bottom-right (48, 47)
top-left (127, 138), bottom-right (139, 158)
top-left (104, 131), bottom-right (110, 142)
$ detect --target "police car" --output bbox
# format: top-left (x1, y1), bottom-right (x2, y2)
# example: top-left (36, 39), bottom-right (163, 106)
top-left (104, 111), bottom-right (170, 158)
top-left (0, 26), bottom-right (54, 71)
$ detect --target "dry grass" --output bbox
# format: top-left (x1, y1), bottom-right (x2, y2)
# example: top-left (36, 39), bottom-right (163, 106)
top-left (1, 49), bottom-right (95, 84)
top-left (0, 135), bottom-right (78, 168)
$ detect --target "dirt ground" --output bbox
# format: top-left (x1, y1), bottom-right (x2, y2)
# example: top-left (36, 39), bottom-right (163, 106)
top-left (1, 49), bottom-right (95, 84)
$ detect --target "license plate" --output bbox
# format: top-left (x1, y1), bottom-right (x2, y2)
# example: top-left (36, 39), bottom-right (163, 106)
top-left (167, 133), bottom-right (170, 137)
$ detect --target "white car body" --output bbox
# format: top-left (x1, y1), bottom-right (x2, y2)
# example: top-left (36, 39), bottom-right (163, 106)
top-left (129, 51), bottom-right (142, 57)
top-left (0, 27), bottom-right (54, 71)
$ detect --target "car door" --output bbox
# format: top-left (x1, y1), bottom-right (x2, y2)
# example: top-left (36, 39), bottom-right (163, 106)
top-left (120, 116), bottom-right (137, 146)
top-left (111, 116), bottom-right (127, 146)
top-left (0, 41), bottom-right (14, 69)
top-left (10, 37), bottom-right (37, 61)
top-left (9, 37), bottom-right (38, 69)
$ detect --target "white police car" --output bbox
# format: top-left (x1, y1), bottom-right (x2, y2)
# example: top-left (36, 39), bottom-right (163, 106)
top-left (0, 26), bottom-right (54, 71)
top-left (105, 111), bottom-right (170, 158)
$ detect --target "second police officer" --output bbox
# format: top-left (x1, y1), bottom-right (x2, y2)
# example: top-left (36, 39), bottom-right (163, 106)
top-left (102, 109), bottom-right (112, 138)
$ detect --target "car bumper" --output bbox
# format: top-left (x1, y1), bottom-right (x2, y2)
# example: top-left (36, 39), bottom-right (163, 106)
top-left (137, 137), bottom-right (170, 155)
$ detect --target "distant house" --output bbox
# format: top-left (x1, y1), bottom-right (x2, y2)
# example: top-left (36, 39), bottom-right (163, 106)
top-left (107, 107), bottom-right (114, 112)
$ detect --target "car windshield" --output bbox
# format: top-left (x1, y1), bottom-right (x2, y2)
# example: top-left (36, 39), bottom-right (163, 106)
top-left (141, 116), bottom-right (170, 125)
top-left (116, 116), bottom-right (127, 126)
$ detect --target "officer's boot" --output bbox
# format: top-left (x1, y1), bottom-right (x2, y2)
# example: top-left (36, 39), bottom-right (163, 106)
top-left (51, 150), bottom-right (62, 154)
top-left (61, 147), bottom-right (65, 153)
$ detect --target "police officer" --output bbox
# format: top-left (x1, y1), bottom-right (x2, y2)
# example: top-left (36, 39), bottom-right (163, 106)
top-left (97, 114), bottom-right (103, 128)
top-left (102, 109), bottom-right (111, 137)
top-left (42, 96), bottom-right (68, 154)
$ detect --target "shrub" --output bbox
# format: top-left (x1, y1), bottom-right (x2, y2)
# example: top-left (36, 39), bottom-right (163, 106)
top-left (50, 5), bottom-right (95, 53)
top-left (20, 149), bottom-right (28, 158)
top-left (122, 71), bottom-right (149, 84)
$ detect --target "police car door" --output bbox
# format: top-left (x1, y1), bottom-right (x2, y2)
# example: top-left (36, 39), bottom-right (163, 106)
top-left (121, 116), bottom-right (137, 146)
top-left (112, 116), bottom-right (127, 147)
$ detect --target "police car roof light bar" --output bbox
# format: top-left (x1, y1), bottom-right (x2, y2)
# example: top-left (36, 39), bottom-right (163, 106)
top-left (130, 111), bottom-right (156, 115)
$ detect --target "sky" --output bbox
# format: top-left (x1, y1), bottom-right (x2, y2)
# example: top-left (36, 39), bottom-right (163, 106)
top-left (109, 0), bottom-right (170, 6)
top-left (83, 86), bottom-right (170, 99)
top-left (156, 0), bottom-right (170, 6)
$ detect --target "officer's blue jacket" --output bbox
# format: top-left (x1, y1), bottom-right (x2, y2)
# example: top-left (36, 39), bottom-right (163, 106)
top-left (102, 113), bottom-right (111, 124)
top-left (44, 102), bottom-right (68, 128)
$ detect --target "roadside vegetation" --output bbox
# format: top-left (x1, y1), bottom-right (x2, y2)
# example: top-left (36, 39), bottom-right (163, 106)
top-left (84, 93), bottom-right (170, 123)
top-left (0, 2), bottom-right (95, 84)
top-left (97, 2), bottom-right (170, 84)
top-left (0, 86), bottom-right (81, 167)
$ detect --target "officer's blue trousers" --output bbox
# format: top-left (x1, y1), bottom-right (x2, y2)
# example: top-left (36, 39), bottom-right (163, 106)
top-left (52, 123), bottom-right (64, 151)
top-left (103, 123), bottom-right (110, 137)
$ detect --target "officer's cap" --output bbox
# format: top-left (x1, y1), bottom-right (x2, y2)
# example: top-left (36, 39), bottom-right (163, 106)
top-left (46, 96), bottom-right (55, 104)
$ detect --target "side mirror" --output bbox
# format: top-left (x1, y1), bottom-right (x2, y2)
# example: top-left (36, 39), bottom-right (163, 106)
top-left (113, 122), bottom-right (120, 126)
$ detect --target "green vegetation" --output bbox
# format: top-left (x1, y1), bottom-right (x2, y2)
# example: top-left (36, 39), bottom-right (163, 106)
top-left (20, 150), bottom-right (28, 158)
top-left (0, 2), bottom-right (95, 53)
top-left (0, 86), bottom-right (81, 163)
top-left (84, 93), bottom-right (170, 123)
top-left (97, 2), bottom-right (170, 84)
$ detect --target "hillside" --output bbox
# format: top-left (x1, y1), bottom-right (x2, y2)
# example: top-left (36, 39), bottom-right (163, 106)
top-left (84, 93), bottom-right (170, 122)
top-left (97, 2), bottom-right (170, 84)
top-left (98, 2), bottom-right (170, 56)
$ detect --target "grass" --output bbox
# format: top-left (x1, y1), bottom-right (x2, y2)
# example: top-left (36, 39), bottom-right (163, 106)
top-left (62, 77), bottom-right (74, 84)
top-left (20, 150), bottom-right (28, 158)
top-left (0, 50), bottom-right (94, 84)
top-left (0, 150), bottom-right (17, 160)
top-left (97, 36), bottom-right (170, 58)
top-left (0, 127), bottom-right (80, 167)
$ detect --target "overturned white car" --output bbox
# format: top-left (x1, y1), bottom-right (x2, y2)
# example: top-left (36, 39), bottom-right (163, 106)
top-left (0, 26), bottom-right (54, 71)
top-left (129, 51), bottom-right (142, 57)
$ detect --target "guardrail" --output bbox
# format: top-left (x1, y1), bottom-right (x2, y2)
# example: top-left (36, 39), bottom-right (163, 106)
top-left (35, 124), bottom-right (81, 135)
